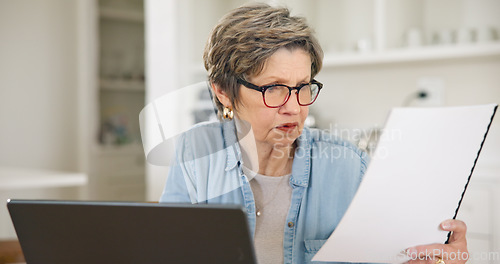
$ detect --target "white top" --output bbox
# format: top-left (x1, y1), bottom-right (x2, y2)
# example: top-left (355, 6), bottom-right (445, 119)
top-left (243, 166), bottom-right (292, 264)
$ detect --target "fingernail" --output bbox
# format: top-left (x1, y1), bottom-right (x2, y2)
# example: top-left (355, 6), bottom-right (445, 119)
top-left (441, 221), bottom-right (452, 230)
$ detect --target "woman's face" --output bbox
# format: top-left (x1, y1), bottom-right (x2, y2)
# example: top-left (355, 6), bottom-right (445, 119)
top-left (236, 48), bottom-right (311, 149)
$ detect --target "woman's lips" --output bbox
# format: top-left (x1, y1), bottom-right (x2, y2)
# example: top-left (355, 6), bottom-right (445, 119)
top-left (275, 122), bottom-right (298, 132)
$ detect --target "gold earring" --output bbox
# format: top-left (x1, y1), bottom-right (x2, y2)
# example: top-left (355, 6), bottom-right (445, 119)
top-left (222, 106), bottom-right (233, 120)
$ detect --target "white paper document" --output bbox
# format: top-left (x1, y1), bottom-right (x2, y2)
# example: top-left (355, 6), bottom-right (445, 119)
top-left (313, 104), bottom-right (497, 263)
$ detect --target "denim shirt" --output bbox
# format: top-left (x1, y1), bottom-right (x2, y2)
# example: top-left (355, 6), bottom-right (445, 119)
top-left (160, 120), bottom-right (369, 264)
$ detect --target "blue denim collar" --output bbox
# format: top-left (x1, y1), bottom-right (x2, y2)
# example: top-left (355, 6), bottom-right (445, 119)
top-left (290, 127), bottom-right (311, 187)
top-left (222, 120), bottom-right (241, 171)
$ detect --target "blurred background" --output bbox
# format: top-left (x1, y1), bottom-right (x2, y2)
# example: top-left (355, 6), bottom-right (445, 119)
top-left (0, 0), bottom-right (499, 261)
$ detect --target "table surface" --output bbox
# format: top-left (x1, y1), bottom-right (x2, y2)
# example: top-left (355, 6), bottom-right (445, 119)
top-left (0, 167), bottom-right (87, 190)
top-left (0, 167), bottom-right (88, 239)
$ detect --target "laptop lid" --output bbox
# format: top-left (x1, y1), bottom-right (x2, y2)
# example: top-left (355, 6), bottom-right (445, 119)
top-left (7, 199), bottom-right (256, 264)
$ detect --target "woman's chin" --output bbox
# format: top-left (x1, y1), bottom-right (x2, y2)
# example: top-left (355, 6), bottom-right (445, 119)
top-left (270, 133), bottom-right (300, 149)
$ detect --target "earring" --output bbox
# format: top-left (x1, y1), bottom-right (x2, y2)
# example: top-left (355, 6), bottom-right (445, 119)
top-left (222, 106), bottom-right (233, 120)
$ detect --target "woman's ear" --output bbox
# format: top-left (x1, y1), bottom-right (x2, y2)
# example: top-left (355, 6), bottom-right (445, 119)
top-left (211, 83), bottom-right (232, 108)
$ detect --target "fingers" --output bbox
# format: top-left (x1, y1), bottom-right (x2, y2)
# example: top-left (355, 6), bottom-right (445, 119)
top-left (405, 258), bottom-right (437, 264)
top-left (405, 242), bottom-right (469, 263)
top-left (405, 219), bottom-right (469, 264)
top-left (405, 254), bottom-right (443, 264)
top-left (406, 243), bottom-right (445, 262)
top-left (440, 219), bottom-right (467, 243)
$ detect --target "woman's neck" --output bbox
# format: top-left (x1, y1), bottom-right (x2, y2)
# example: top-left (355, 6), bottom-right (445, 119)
top-left (255, 142), bottom-right (294, 176)
top-left (236, 121), bottom-right (294, 177)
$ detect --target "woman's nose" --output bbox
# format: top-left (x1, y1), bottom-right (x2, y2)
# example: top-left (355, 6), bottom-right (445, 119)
top-left (279, 91), bottom-right (301, 114)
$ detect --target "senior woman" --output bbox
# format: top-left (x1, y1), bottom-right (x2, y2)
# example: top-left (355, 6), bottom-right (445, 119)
top-left (160, 3), bottom-right (468, 264)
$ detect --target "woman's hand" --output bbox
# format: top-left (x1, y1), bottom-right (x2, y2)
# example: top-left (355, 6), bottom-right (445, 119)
top-left (405, 219), bottom-right (468, 264)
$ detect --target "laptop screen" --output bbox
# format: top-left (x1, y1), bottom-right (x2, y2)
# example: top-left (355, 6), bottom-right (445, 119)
top-left (8, 200), bottom-right (256, 264)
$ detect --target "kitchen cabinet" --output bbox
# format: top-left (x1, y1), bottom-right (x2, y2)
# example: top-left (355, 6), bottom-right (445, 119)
top-left (94, 0), bottom-right (146, 201)
top-left (98, 0), bottom-right (145, 147)
top-left (91, 144), bottom-right (145, 201)
top-left (78, 0), bottom-right (146, 201)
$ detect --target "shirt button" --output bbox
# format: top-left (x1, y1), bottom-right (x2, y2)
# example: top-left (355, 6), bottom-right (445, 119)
top-left (288, 222), bottom-right (294, 228)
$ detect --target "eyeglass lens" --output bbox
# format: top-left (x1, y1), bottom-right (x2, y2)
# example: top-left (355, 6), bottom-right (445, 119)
top-left (264, 84), bottom-right (319, 107)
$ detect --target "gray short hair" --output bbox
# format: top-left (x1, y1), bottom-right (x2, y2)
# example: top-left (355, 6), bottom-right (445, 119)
top-left (203, 3), bottom-right (323, 117)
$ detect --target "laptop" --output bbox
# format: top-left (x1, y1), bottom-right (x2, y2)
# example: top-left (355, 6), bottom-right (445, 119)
top-left (7, 199), bottom-right (256, 264)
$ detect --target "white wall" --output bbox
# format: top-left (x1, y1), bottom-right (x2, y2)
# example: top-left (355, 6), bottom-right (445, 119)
top-left (0, 0), bottom-right (79, 171)
top-left (311, 57), bottom-right (500, 163)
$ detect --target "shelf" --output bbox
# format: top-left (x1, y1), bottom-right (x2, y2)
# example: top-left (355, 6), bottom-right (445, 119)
top-left (93, 143), bottom-right (145, 156)
top-left (100, 78), bottom-right (145, 92)
top-left (323, 43), bottom-right (500, 67)
top-left (99, 7), bottom-right (144, 22)
top-left (190, 43), bottom-right (500, 74)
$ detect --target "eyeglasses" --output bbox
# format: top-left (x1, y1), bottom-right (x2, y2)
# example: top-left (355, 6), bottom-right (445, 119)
top-left (237, 79), bottom-right (323, 108)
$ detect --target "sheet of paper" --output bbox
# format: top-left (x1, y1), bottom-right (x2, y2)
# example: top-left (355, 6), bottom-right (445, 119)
top-left (313, 104), bottom-right (497, 263)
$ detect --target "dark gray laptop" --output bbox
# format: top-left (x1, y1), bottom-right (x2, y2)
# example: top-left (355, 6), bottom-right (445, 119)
top-left (7, 199), bottom-right (256, 264)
